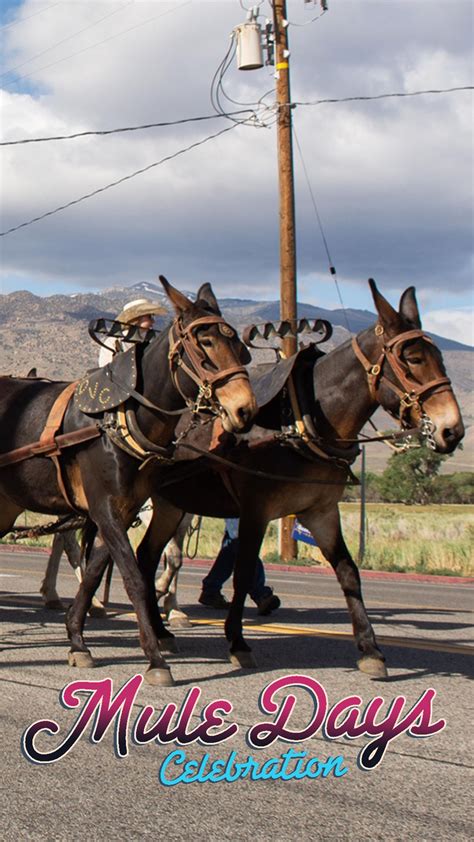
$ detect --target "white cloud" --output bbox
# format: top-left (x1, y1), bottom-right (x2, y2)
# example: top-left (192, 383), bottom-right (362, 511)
top-left (423, 308), bottom-right (473, 347)
top-left (0, 0), bottom-right (472, 323)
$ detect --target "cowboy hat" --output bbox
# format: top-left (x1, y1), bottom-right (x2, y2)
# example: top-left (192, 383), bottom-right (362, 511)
top-left (116, 298), bottom-right (167, 324)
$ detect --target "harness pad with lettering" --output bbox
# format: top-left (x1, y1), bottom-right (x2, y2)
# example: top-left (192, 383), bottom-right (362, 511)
top-left (74, 345), bottom-right (138, 414)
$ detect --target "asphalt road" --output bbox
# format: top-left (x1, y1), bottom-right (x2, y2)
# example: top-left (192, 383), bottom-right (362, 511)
top-left (1, 547), bottom-right (473, 841)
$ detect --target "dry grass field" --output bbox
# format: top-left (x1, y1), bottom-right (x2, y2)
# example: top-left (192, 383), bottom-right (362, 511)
top-left (190, 504), bottom-right (473, 577)
top-left (6, 503), bottom-right (472, 577)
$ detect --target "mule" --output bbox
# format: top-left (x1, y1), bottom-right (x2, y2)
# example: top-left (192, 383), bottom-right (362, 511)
top-left (0, 279), bottom-right (257, 686)
top-left (134, 280), bottom-right (465, 679)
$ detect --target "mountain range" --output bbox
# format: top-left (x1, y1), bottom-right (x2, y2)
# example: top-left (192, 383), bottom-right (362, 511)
top-left (1, 281), bottom-right (472, 473)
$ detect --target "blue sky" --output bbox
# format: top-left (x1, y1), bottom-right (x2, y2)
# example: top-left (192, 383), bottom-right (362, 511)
top-left (0, 1), bottom-right (472, 343)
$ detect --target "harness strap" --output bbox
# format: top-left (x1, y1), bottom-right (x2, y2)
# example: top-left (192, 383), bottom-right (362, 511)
top-left (352, 331), bottom-right (452, 412)
top-left (39, 382), bottom-right (79, 451)
top-left (168, 315), bottom-right (249, 399)
top-left (38, 382), bottom-right (85, 511)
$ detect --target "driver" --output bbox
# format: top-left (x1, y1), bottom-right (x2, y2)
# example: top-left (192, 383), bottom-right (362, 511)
top-left (98, 298), bottom-right (166, 366)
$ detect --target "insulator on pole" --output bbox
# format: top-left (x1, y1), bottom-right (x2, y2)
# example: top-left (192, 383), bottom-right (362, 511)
top-left (235, 21), bottom-right (264, 70)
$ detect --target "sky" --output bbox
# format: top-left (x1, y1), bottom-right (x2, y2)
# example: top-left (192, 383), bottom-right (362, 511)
top-left (0, 0), bottom-right (472, 344)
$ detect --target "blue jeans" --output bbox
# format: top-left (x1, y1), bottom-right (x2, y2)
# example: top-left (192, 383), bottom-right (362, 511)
top-left (202, 532), bottom-right (272, 604)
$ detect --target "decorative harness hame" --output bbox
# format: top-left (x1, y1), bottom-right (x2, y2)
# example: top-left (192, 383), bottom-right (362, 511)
top-left (351, 325), bottom-right (453, 449)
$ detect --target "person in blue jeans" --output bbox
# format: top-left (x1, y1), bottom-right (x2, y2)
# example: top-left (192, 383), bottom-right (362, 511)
top-left (199, 518), bottom-right (281, 616)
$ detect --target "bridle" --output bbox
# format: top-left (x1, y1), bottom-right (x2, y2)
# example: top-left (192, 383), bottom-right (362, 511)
top-left (352, 325), bottom-right (453, 446)
top-left (167, 314), bottom-right (250, 414)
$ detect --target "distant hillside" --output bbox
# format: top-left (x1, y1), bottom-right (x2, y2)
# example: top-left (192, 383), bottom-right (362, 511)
top-left (1, 282), bottom-right (472, 473)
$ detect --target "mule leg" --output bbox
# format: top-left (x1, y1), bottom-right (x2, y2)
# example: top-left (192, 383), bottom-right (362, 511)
top-left (60, 529), bottom-right (107, 617)
top-left (299, 506), bottom-right (387, 678)
top-left (225, 514), bottom-right (267, 669)
top-left (156, 514), bottom-right (193, 628)
top-left (162, 570), bottom-right (191, 629)
top-left (66, 545), bottom-right (110, 669)
top-left (136, 502), bottom-right (187, 647)
top-left (67, 508), bottom-right (175, 686)
top-left (40, 533), bottom-right (65, 609)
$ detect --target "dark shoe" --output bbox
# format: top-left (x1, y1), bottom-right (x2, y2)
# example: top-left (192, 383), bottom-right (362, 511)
top-left (257, 593), bottom-right (281, 616)
top-left (198, 591), bottom-right (230, 609)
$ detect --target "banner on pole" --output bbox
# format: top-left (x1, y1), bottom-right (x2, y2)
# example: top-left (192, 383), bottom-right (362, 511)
top-left (291, 519), bottom-right (317, 546)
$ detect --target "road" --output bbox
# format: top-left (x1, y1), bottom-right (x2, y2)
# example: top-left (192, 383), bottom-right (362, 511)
top-left (1, 547), bottom-right (473, 841)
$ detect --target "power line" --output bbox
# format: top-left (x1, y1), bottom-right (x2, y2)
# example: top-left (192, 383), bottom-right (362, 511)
top-left (2, 86), bottom-right (470, 147)
top-left (0, 1), bottom-right (62, 33)
top-left (295, 86), bottom-right (473, 106)
top-left (292, 126), bottom-right (351, 333)
top-left (1, 1), bottom-right (135, 81)
top-left (2, 0), bottom-right (192, 91)
top-left (0, 111), bottom-right (255, 146)
top-left (0, 121), bottom-right (242, 238)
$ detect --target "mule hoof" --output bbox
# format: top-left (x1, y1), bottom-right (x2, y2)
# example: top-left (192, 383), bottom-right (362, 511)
top-left (159, 636), bottom-right (178, 654)
top-left (168, 611), bottom-right (192, 629)
top-left (229, 651), bottom-right (257, 669)
top-left (68, 650), bottom-right (95, 668)
top-left (144, 667), bottom-right (175, 687)
top-left (88, 605), bottom-right (107, 619)
top-left (357, 656), bottom-right (388, 679)
top-left (44, 599), bottom-right (64, 611)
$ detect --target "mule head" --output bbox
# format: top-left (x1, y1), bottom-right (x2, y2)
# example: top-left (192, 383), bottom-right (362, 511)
top-left (369, 279), bottom-right (464, 453)
top-left (159, 276), bottom-right (256, 433)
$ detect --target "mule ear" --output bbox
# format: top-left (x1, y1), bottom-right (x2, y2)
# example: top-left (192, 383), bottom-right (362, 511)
top-left (196, 282), bottom-right (221, 315)
top-left (399, 286), bottom-right (421, 328)
top-left (159, 275), bottom-right (193, 314)
top-left (368, 278), bottom-right (400, 333)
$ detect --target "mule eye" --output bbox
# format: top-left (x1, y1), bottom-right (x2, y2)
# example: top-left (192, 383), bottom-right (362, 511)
top-left (200, 337), bottom-right (213, 348)
top-left (407, 356), bottom-right (423, 365)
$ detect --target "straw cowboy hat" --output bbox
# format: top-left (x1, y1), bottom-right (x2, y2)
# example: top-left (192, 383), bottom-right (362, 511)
top-left (116, 298), bottom-right (167, 324)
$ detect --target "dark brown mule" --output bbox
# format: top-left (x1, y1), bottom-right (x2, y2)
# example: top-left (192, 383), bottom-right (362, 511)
top-left (134, 280), bottom-right (464, 679)
top-left (0, 279), bottom-right (257, 686)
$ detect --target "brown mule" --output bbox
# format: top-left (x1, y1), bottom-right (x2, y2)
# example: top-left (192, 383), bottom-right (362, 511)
top-left (133, 280), bottom-right (465, 680)
top-left (0, 279), bottom-right (257, 686)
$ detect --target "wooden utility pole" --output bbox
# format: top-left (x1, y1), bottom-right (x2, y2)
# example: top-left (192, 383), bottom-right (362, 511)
top-left (358, 445), bottom-right (367, 563)
top-left (273, 0), bottom-right (298, 560)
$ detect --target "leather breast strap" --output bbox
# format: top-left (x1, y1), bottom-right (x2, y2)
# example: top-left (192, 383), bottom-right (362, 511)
top-left (39, 382), bottom-right (82, 511)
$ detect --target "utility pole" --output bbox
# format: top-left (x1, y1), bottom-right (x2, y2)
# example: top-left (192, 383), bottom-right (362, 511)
top-left (273, 0), bottom-right (298, 560)
top-left (358, 445), bottom-right (367, 563)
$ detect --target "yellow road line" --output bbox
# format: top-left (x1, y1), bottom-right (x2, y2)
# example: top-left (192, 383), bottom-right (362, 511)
top-left (189, 618), bottom-right (474, 656)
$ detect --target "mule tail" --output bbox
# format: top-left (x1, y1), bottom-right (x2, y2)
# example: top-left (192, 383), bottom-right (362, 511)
top-left (80, 518), bottom-right (98, 563)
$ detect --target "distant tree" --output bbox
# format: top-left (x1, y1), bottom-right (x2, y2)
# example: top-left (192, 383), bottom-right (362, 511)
top-left (433, 472), bottom-right (474, 504)
top-left (378, 447), bottom-right (446, 505)
top-left (343, 472), bottom-right (382, 502)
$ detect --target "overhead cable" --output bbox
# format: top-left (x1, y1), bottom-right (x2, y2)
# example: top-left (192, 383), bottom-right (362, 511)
top-left (0, 121), bottom-right (242, 238)
top-left (2, 0), bottom-right (192, 91)
top-left (0, 1), bottom-right (62, 32)
top-left (295, 86), bottom-right (473, 106)
top-left (0, 110), bottom-right (255, 146)
top-left (293, 126), bottom-right (351, 332)
top-left (1, 1), bottom-right (134, 81)
top-left (3, 86), bottom-right (470, 148)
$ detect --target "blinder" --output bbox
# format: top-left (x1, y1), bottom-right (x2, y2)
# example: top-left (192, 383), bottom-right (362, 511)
top-left (168, 313), bottom-right (251, 413)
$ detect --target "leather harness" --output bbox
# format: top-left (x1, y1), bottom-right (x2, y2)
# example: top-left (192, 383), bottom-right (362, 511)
top-left (351, 325), bottom-right (452, 424)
